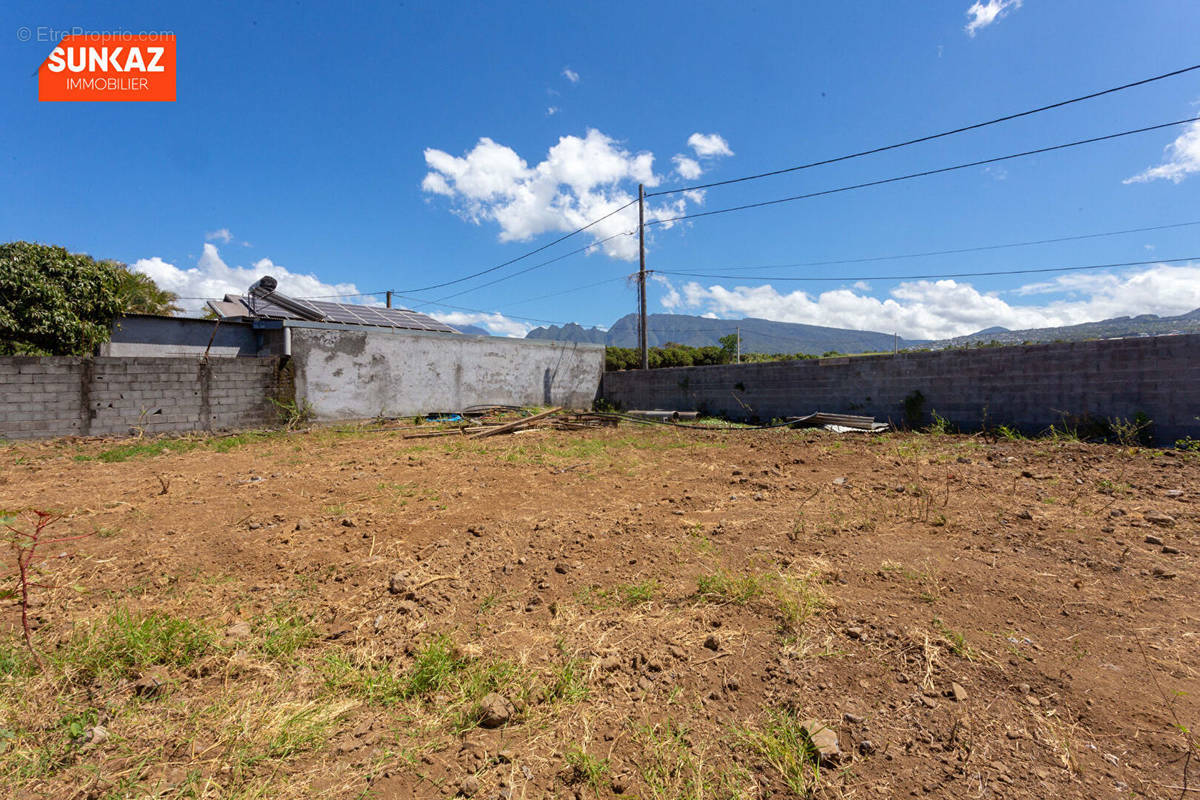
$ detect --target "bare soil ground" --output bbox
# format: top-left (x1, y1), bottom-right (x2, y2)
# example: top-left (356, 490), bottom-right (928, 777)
top-left (0, 422), bottom-right (1196, 799)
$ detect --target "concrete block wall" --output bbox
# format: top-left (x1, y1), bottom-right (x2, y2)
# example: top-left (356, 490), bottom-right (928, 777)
top-left (0, 356), bottom-right (283, 440)
top-left (601, 334), bottom-right (1200, 445)
top-left (288, 325), bottom-right (605, 420)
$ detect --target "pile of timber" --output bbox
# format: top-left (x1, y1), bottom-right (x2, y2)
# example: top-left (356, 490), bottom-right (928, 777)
top-left (403, 407), bottom-right (568, 439)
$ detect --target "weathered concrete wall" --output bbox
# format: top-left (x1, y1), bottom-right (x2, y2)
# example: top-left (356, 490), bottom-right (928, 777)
top-left (601, 334), bottom-right (1200, 445)
top-left (288, 326), bottom-right (605, 420)
top-left (99, 315), bottom-right (261, 358)
top-left (0, 356), bottom-right (282, 440)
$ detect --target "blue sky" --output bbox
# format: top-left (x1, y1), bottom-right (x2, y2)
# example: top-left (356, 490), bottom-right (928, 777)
top-left (3, 0), bottom-right (1200, 339)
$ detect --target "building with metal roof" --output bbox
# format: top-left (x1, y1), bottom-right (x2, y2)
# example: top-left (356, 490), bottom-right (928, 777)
top-left (206, 276), bottom-right (458, 334)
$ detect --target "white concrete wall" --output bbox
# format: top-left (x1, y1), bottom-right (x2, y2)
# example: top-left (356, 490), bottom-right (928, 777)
top-left (288, 326), bottom-right (604, 420)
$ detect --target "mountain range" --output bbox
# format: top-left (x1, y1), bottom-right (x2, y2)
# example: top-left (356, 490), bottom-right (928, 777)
top-left (932, 307), bottom-right (1200, 348)
top-left (523, 308), bottom-right (1200, 353)
top-left (526, 313), bottom-right (921, 353)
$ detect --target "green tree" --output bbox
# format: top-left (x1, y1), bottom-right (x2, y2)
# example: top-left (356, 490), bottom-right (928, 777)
top-left (0, 241), bottom-right (126, 355)
top-left (718, 332), bottom-right (739, 359)
top-left (108, 261), bottom-right (181, 315)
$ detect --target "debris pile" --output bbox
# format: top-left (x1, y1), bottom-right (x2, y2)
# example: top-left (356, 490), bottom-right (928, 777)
top-left (402, 406), bottom-right (891, 439)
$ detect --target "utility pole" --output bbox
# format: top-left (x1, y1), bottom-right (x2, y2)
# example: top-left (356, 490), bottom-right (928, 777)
top-left (386, 290), bottom-right (393, 309)
top-left (638, 183), bottom-right (648, 370)
top-left (736, 326), bottom-right (741, 363)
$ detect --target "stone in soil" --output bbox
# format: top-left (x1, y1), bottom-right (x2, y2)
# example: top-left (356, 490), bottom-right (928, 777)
top-left (132, 670), bottom-right (167, 698)
top-left (1144, 512), bottom-right (1176, 528)
top-left (950, 682), bottom-right (968, 702)
top-left (1145, 535), bottom-right (1164, 545)
top-left (388, 572), bottom-right (412, 596)
top-left (801, 719), bottom-right (840, 765)
top-left (477, 693), bottom-right (515, 728)
top-left (82, 725), bottom-right (108, 749)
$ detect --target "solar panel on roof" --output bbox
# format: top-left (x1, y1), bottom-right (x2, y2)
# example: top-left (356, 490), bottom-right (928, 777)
top-left (227, 288), bottom-right (459, 334)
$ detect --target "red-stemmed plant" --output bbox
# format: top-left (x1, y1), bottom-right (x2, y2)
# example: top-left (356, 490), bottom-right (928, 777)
top-left (4, 510), bottom-right (92, 667)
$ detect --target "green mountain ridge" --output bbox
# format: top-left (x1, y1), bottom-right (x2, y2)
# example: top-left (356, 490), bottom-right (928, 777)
top-left (524, 308), bottom-right (1200, 352)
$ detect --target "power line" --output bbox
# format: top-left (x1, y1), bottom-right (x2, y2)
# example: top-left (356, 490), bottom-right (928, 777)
top-left (297, 290), bottom-right (389, 300)
top-left (388, 292), bottom-right (609, 329)
top-left (650, 219), bottom-right (1200, 273)
top-left (182, 217), bottom-right (1198, 307)
top-left (645, 116), bottom-right (1200, 228)
top-left (648, 62), bottom-right (1200, 197)
top-left (410, 229), bottom-right (637, 307)
top-left (500, 275), bottom-right (633, 308)
top-left (656, 254), bottom-right (1200, 283)
top-left (396, 198), bottom-right (638, 294)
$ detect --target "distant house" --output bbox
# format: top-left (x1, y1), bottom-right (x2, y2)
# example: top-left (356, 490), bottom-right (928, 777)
top-left (205, 276), bottom-right (458, 334)
top-left (97, 276), bottom-right (605, 421)
top-left (102, 275), bottom-right (459, 357)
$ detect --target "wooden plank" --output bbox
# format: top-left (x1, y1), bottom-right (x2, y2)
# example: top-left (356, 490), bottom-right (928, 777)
top-left (403, 425), bottom-right (501, 439)
top-left (466, 407), bottom-right (561, 439)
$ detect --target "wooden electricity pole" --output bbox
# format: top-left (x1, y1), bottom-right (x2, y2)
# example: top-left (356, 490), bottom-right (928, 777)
top-left (386, 291), bottom-right (393, 309)
top-left (638, 183), bottom-right (648, 370)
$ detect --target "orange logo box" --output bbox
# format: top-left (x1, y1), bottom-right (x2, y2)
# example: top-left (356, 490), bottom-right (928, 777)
top-left (39, 34), bottom-right (175, 102)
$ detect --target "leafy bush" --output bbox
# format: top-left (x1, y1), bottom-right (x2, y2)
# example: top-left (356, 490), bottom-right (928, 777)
top-left (0, 242), bottom-right (126, 355)
top-left (605, 342), bottom-right (819, 371)
top-left (0, 241), bottom-right (179, 355)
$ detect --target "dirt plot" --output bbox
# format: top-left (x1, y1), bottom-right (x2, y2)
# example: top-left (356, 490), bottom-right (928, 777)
top-left (0, 423), bottom-right (1197, 799)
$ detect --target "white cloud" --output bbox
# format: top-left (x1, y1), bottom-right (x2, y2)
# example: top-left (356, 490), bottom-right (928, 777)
top-left (687, 132), bottom-right (733, 158)
top-left (205, 227), bottom-right (233, 243)
top-left (132, 243), bottom-right (362, 314)
top-left (562, 67), bottom-right (579, 84)
top-left (964, 0), bottom-right (1022, 37)
top-left (546, 106), bottom-right (559, 116)
top-left (422, 129), bottom-right (709, 260)
top-left (652, 273), bottom-right (682, 309)
top-left (429, 311), bottom-right (532, 338)
top-left (673, 155), bottom-right (703, 180)
top-left (659, 263), bottom-right (1200, 340)
top-left (1124, 117), bottom-right (1200, 184)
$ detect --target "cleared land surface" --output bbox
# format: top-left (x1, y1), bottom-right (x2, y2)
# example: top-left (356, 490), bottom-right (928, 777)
top-left (0, 424), bottom-right (1196, 799)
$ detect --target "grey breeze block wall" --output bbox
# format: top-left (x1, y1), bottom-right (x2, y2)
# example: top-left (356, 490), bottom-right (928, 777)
top-left (288, 326), bottom-right (605, 421)
top-left (601, 333), bottom-right (1200, 444)
top-left (0, 356), bottom-right (283, 440)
